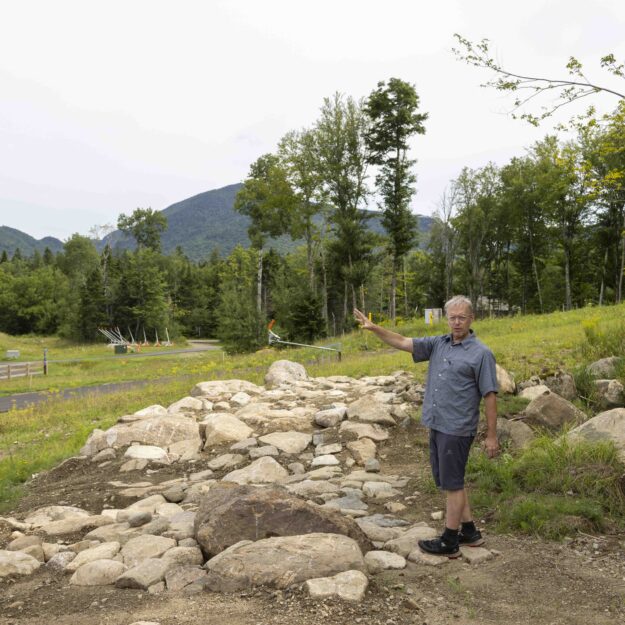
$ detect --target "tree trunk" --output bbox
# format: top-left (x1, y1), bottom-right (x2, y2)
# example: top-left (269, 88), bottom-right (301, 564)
top-left (390, 259), bottom-right (397, 324)
top-left (528, 228), bottom-right (543, 313)
top-left (599, 248), bottom-right (608, 306)
top-left (256, 248), bottom-right (263, 315)
top-left (619, 228), bottom-right (625, 304)
top-left (403, 257), bottom-right (409, 317)
top-left (320, 246), bottom-right (329, 332)
top-left (563, 243), bottom-right (572, 311)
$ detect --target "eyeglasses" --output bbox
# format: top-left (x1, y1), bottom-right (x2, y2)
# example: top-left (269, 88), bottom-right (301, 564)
top-left (448, 316), bottom-right (470, 323)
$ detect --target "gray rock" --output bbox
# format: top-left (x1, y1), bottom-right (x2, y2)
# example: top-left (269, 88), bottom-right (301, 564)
top-left (314, 408), bottom-right (347, 428)
top-left (496, 364), bottom-right (515, 394)
top-left (264, 360), bottom-right (309, 389)
top-left (518, 385), bottom-right (551, 401)
top-left (544, 371), bottom-right (577, 401)
top-left (364, 550), bottom-right (406, 574)
top-left (222, 456), bottom-right (289, 485)
top-left (128, 511), bottom-right (153, 527)
top-left (347, 397), bottom-right (396, 426)
top-left (496, 418), bottom-right (536, 450)
top-left (347, 438), bottom-right (377, 465)
top-left (258, 431), bottom-right (312, 454)
top-left (162, 485), bottom-right (186, 503)
top-left (249, 446), bottom-right (279, 459)
top-left (161, 546), bottom-right (204, 567)
top-left (121, 535), bottom-right (176, 567)
top-left (384, 525), bottom-right (438, 557)
top-left (91, 448), bottom-right (117, 463)
top-left (594, 379), bottom-right (625, 409)
top-left (204, 533), bottom-right (365, 591)
top-left (0, 550), bottom-right (41, 577)
top-left (207, 453), bottom-right (245, 470)
top-left (524, 392), bottom-right (586, 431)
top-left (7, 535), bottom-right (42, 551)
top-left (69, 559), bottom-right (126, 586)
top-left (364, 459), bottom-right (380, 473)
top-left (45, 551), bottom-right (77, 572)
top-left (566, 408), bottom-right (625, 462)
top-left (115, 558), bottom-right (170, 590)
top-left (339, 422), bottom-right (389, 442)
top-left (587, 356), bottom-right (623, 379)
top-left (230, 437), bottom-right (258, 451)
top-left (311, 454), bottom-right (340, 467)
top-left (199, 414), bottom-right (254, 449)
top-left (165, 565), bottom-right (208, 591)
top-left (305, 569), bottom-right (368, 602)
top-left (66, 542), bottom-right (121, 572)
top-left (315, 442), bottom-right (343, 456)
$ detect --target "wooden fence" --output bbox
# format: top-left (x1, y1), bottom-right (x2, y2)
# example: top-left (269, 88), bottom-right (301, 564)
top-left (0, 362), bottom-right (45, 381)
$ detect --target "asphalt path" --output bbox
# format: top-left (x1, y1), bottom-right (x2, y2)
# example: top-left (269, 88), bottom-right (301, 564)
top-left (0, 341), bottom-right (221, 413)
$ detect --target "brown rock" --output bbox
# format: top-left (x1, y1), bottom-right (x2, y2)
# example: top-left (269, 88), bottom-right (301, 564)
top-left (193, 483), bottom-right (372, 557)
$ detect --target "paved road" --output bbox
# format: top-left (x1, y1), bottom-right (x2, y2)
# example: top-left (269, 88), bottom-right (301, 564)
top-left (0, 376), bottom-right (200, 413)
top-left (0, 341), bottom-right (221, 413)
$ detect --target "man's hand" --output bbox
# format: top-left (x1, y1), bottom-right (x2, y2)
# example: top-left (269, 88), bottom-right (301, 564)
top-left (353, 308), bottom-right (375, 330)
top-left (483, 434), bottom-right (499, 459)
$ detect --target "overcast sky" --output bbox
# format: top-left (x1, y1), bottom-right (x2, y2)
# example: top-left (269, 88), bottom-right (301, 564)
top-left (1, 0), bottom-right (624, 241)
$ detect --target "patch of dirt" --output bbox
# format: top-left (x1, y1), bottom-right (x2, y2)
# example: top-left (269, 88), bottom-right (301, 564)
top-left (2, 421), bottom-right (625, 625)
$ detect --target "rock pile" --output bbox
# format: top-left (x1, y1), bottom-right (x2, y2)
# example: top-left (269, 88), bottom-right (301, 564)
top-left (2, 356), bottom-right (623, 602)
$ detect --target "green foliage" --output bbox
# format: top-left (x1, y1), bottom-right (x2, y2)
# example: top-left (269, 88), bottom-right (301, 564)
top-left (117, 207), bottom-right (168, 252)
top-left (467, 436), bottom-right (625, 538)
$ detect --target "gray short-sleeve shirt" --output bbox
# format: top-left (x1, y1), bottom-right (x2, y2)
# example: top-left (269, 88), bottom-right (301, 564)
top-left (412, 331), bottom-right (498, 436)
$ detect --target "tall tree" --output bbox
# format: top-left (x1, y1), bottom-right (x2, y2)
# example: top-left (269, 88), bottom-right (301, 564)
top-left (117, 208), bottom-right (168, 253)
top-left (364, 78), bottom-right (427, 321)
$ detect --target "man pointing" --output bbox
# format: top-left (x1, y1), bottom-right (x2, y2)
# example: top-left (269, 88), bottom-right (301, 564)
top-left (353, 295), bottom-right (499, 557)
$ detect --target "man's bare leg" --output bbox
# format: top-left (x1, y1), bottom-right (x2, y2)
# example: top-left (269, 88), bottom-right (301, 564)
top-left (445, 488), bottom-right (473, 529)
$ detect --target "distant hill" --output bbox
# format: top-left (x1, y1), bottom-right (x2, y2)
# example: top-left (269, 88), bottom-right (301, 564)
top-left (0, 226), bottom-right (64, 257)
top-left (3, 184), bottom-right (435, 261)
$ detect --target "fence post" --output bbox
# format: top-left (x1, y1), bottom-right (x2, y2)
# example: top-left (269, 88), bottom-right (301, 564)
top-left (44, 349), bottom-right (48, 375)
top-left (8, 364), bottom-right (11, 381)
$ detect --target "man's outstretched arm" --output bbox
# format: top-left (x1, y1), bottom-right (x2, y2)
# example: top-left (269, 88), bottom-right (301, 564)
top-left (353, 308), bottom-right (413, 353)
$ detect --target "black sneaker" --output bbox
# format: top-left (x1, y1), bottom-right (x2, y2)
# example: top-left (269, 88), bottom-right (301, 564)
top-left (458, 528), bottom-right (484, 547)
top-left (418, 537), bottom-right (461, 558)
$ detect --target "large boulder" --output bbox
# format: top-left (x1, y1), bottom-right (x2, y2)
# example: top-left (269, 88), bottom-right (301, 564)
top-left (518, 385), bottom-right (551, 401)
top-left (221, 456), bottom-right (289, 485)
top-left (587, 357), bottom-right (623, 379)
top-left (496, 365), bottom-right (515, 394)
top-left (566, 408), bottom-right (625, 462)
top-left (0, 550), bottom-right (41, 578)
top-left (199, 414), bottom-right (254, 449)
top-left (594, 379), bottom-right (625, 409)
top-left (80, 415), bottom-right (200, 456)
top-left (347, 397), bottom-right (396, 426)
top-left (496, 418), bottom-right (536, 450)
top-left (204, 533), bottom-right (365, 591)
top-left (544, 370), bottom-right (577, 401)
top-left (523, 392), bottom-right (586, 431)
top-left (194, 483), bottom-right (372, 558)
top-left (69, 559), bottom-right (126, 586)
top-left (265, 360), bottom-right (308, 389)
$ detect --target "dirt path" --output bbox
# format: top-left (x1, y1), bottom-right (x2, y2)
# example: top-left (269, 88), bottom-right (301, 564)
top-left (1, 426), bottom-right (624, 625)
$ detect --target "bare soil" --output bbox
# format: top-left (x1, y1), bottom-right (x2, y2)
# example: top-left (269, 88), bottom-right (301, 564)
top-left (2, 423), bottom-right (624, 625)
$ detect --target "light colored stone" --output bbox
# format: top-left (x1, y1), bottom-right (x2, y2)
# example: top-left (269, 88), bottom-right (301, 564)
top-left (116, 558), bottom-right (170, 589)
top-left (222, 456), bottom-right (289, 485)
top-left (544, 371), bottom-right (577, 401)
top-left (191, 379), bottom-right (263, 398)
top-left (264, 360), bottom-right (309, 389)
top-left (347, 438), bottom-right (377, 465)
top-left (230, 392), bottom-right (252, 407)
top-left (594, 379), bottom-right (625, 409)
top-left (496, 364), bottom-right (515, 394)
top-left (285, 480), bottom-right (340, 497)
top-left (66, 542), bottom-right (121, 572)
top-left (496, 418), bottom-right (536, 450)
top-left (25, 505), bottom-right (90, 527)
top-left (311, 454), bottom-right (340, 467)
top-left (305, 569), bottom-right (368, 602)
top-left (314, 408), bottom-right (347, 428)
top-left (167, 396), bottom-right (206, 414)
top-left (91, 448), bottom-right (117, 462)
top-left (208, 453), bottom-right (245, 470)
top-left (45, 551), bottom-right (77, 572)
top-left (7, 535), bottom-right (42, 551)
top-left (407, 549), bottom-right (449, 566)
top-left (167, 439), bottom-right (202, 462)
top-left (315, 443), bottom-right (343, 456)
top-left (249, 445), bottom-right (279, 459)
top-left (120, 458), bottom-right (149, 472)
top-left (135, 404), bottom-right (168, 418)
top-left (165, 565), bottom-right (208, 591)
top-left (199, 414), bottom-right (254, 449)
top-left (587, 356), bottom-right (623, 379)
top-left (69, 559), bottom-right (126, 586)
top-left (230, 438), bottom-right (257, 451)
top-left (39, 515), bottom-right (114, 537)
top-left (124, 445), bottom-right (170, 462)
top-left (384, 525), bottom-right (438, 557)
top-left (0, 550), bottom-right (41, 577)
top-left (258, 431), bottom-right (312, 454)
top-left (204, 533), bottom-right (365, 591)
top-left (519, 385), bottom-right (551, 401)
top-left (347, 397), bottom-right (396, 426)
top-left (339, 422), bottom-right (389, 442)
top-left (460, 546), bottom-right (494, 564)
top-left (524, 392), bottom-right (586, 431)
top-left (364, 458), bottom-right (380, 473)
top-left (566, 408), bottom-right (625, 462)
top-left (161, 546), bottom-right (204, 567)
top-left (362, 481), bottom-right (399, 500)
top-left (121, 535), bottom-right (176, 567)
top-left (364, 550), bottom-right (406, 574)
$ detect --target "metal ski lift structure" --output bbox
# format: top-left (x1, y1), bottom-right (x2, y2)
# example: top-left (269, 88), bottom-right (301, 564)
top-left (98, 327), bottom-right (129, 345)
top-left (267, 320), bottom-right (341, 361)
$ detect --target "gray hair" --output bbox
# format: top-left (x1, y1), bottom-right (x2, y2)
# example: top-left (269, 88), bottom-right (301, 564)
top-left (444, 295), bottom-right (474, 315)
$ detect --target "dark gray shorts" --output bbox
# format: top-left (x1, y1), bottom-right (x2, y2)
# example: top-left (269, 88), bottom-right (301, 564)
top-left (429, 429), bottom-right (474, 491)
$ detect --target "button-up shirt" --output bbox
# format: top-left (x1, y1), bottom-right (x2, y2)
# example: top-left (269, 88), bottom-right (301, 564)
top-left (411, 331), bottom-right (498, 436)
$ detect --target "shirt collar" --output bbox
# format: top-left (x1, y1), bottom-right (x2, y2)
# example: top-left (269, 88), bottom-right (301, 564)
top-left (444, 329), bottom-right (476, 350)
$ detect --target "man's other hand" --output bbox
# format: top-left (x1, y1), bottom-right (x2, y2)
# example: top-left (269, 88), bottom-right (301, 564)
top-left (483, 434), bottom-right (499, 459)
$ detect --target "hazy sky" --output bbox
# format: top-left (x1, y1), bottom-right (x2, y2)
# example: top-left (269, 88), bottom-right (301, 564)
top-left (2, 0), bottom-right (624, 240)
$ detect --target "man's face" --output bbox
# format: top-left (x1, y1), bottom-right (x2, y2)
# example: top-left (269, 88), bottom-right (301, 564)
top-left (446, 305), bottom-right (473, 341)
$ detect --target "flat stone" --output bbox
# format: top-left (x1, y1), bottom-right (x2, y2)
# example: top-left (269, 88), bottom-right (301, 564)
top-left (385, 525), bottom-right (438, 557)
top-left (249, 446), bottom-right (279, 459)
top-left (315, 442), bottom-right (343, 456)
top-left (222, 456), bottom-right (289, 485)
top-left (362, 481), bottom-right (399, 500)
top-left (200, 414), bottom-right (254, 449)
top-left (69, 559), bottom-right (126, 586)
top-left (339, 422), bottom-right (389, 442)
top-left (314, 408), bottom-right (347, 428)
top-left (347, 397), bottom-right (396, 426)
top-left (230, 438), bottom-right (258, 451)
top-left (460, 546), bottom-right (494, 564)
top-left (311, 454), bottom-right (340, 467)
top-left (258, 431), bottom-right (312, 454)
top-left (346, 438), bottom-right (377, 465)
top-left (364, 550), bottom-right (406, 574)
top-left (115, 558), bottom-right (170, 590)
top-left (364, 459), bottom-right (380, 473)
top-left (161, 546), bottom-right (204, 567)
top-left (208, 453), bottom-right (245, 470)
top-left (66, 542), bottom-right (121, 572)
top-left (285, 480), bottom-right (340, 497)
top-left (165, 565), bottom-right (208, 591)
top-left (120, 459), bottom-right (149, 472)
top-left (0, 550), bottom-right (41, 577)
top-left (305, 569), bottom-right (368, 602)
top-left (407, 549), bottom-right (449, 566)
top-left (121, 535), bottom-right (176, 567)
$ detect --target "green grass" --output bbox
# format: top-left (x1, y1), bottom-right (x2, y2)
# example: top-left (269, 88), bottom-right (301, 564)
top-left (467, 436), bottom-right (625, 539)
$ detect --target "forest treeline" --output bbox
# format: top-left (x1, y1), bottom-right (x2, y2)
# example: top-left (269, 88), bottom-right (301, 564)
top-left (1, 82), bottom-right (624, 353)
